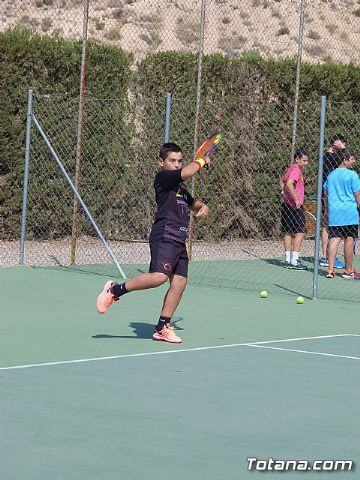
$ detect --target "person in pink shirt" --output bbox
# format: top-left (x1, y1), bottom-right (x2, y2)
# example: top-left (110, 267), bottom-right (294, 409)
top-left (279, 148), bottom-right (309, 270)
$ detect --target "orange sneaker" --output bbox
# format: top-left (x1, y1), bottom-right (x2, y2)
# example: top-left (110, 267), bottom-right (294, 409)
top-left (152, 324), bottom-right (182, 343)
top-left (96, 280), bottom-right (119, 314)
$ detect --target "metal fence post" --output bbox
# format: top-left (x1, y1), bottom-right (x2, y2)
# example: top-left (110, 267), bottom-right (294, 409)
top-left (19, 89), bottom-right (33, 266)
top-left (312, 95), bottom-right (327, 300)
top-left (164, 92), bottom-right (172, 143)
top-left (290, 0), bottom-right (306, 160)
top-left (70, 0), bottom-right (90, 265)
top-left (188, 0), bottom-right (206, 261)
top-left (32, 113), bottom-right (127, 280)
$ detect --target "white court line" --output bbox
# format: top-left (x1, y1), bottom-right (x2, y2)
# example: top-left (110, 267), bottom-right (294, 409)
top-left (247, 344), bottom-right (360, 361)
top-left (0, 333), bottom-right (358, 371)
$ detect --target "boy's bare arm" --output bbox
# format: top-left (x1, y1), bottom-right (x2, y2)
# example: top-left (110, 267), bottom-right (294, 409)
top-left (181, 156), bottom-right (210, 181)
top-left (354, 190), bottom-right (360, 208)
top-left (323, 189), bottom-right (328, 210)
top-left (190, 200), bottom-right (209, 219)
top-left (333, 139), bottom-right (346, 150)
top-left (285, 178), bottom-right (301, 208)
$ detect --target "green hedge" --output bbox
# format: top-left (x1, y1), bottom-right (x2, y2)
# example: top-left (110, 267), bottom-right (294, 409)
top-left (1, 29), bottom-right (359, 241)
top-left (133, 52), bottom-right (360, 240)
top-left (134, 51), bottom-right (360, 103)
top-left (0, 28), bottom-right (131, 240)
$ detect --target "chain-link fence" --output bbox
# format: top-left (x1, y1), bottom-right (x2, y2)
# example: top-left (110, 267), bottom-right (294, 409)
top-left (3, 92), bottom-right (358, 302)
top-left (12, 92), bottom-right (163, 271)
top-left (1, 1), bottom-right (359, 302)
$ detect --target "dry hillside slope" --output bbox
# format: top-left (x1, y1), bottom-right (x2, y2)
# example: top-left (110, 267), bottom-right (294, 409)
top-left (1, 0), bottom-right (360, 64)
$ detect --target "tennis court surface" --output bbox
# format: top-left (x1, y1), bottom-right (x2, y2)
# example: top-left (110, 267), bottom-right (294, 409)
top-left (1, 266), bottom-right (359, 479)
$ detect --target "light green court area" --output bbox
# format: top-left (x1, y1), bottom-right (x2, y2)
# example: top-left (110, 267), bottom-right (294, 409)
top-left (54, 255), bottom-right (360, 304)
top-left (1, 266), bottom-right (359, 480)
top-left (189, 256), bottom-right (360, 302)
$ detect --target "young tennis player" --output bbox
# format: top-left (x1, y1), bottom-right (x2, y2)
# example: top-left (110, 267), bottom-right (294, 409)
top-left (323, 149), bottom-right (360, 279)
top-left (279, 148), bottom-right (309, 270)
top-left (96, 143), bottom-right (209, 343)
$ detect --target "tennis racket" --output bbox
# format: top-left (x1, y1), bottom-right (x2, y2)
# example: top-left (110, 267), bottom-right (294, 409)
top-left (304, 210), bottom-right (316, 239)
top-left (194, 132), bottom-right (222, 169)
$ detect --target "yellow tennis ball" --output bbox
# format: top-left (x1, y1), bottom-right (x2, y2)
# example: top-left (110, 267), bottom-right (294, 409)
top-left (260, 290), bottom-right (268, 298)
top-left (296, 296), bottom-right (304, 304)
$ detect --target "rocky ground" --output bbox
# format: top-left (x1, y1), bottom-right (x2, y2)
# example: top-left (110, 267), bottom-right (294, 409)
top-left (1, 0), bottom-right (360, 64)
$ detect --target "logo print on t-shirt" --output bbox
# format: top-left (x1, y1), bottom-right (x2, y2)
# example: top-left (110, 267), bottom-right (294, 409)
top-left (163, 262), bottom-right (172, 271)
top-left (176, 189), bottom-right (187, 201)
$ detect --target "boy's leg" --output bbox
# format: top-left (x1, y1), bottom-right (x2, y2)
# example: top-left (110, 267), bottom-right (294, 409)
top-left (292, 232), bottom-right (305, 254)
top-left (327, 236), bottom-right (341, 273)
top-left (321, 211), bottom-right (344, 269)
top-left (283, 233), bottom-right (292, 251)
top-left (97, 240), bottom-right (179, 314)
top-left (153, 275), bottom-right (186, 343)
top-left (282, 205), bottom-right (306, 268)
top-left (343, 236), bottom-right (355, 272)
top-left (288, 206), bottom-right (307, 270)
top-left (160, 274), bottom-right (187, 319)
top-left (153, 245), bottom-right (188, 343)
top-left (281, 204), bottom-right (293, 264)
top-left (321, 201), bottom-right (329, 260)
top-left (123, 272), bottom-right (168, 292)
top-left (96, 272), bottom-right (168, 314)
top-left (290, 232), bottom-right (307, 270)
top-left (283, 233), bottom-right (293, 263)
top-left (341, 226), bottom-right (360, 278)
top-left (321, 227), bottom-right (329, 259)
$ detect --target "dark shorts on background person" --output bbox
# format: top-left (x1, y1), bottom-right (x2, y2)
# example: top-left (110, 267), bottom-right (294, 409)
top-left (149, 240), bottom-right (188, 278)
top-left (328, 225), bottom-right (359, 239)
top-left (281, 203), bottom-right (306, 234)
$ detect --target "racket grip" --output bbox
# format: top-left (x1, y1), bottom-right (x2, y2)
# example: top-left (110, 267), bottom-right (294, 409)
top-left (203, 147), bottom-right (214, 171)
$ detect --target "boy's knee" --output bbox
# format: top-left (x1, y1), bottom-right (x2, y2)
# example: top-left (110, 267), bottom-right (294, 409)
top-left (174, 275), bottom-right (187, 290)
top-left (152, 272), bottom-right (169, 286)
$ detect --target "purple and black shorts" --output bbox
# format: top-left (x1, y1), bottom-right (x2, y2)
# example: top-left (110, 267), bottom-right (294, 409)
top-left (149, 240), bottom-right (189, 278)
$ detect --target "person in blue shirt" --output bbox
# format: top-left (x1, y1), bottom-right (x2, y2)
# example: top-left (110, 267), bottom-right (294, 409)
top-left (323, 149), bottom-right (360, 279)
top-left (320, 134), bottom-right (347, 269)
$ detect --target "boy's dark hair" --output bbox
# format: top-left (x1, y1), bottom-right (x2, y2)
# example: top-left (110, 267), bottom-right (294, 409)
top-left (329, 134), bottom-right (347, 146)
top-left (294, 147), bottom-right (308, 160)
top-left (159, 143), bottom-right (182, 160)
top-left (337, 148), bottom-right (354, 163)
top-left (346, 149), bottom-right (355, 159)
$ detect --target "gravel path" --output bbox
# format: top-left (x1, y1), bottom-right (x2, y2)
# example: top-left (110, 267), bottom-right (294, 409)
top-left (0, 237), bottom-right (316, 268)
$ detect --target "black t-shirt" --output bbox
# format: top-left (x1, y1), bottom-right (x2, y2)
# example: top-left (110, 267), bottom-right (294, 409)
top-left (323, 151), bottom-right (341, 182)
top-left (149, 169), bottom-right (195, 244)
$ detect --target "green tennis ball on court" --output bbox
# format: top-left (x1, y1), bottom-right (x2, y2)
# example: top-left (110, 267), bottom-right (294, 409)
top-left (296, 296), bottom-right (304, 304)
top-left (260, 290), bottom-right (268, 298)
